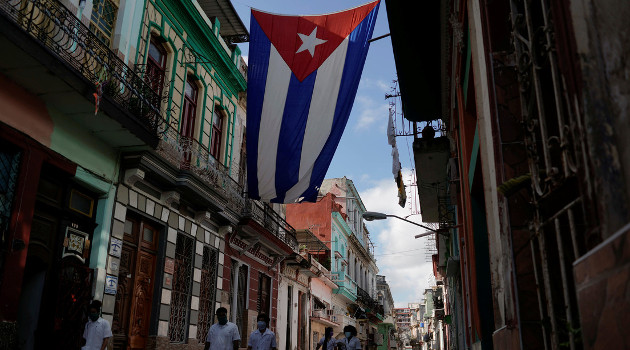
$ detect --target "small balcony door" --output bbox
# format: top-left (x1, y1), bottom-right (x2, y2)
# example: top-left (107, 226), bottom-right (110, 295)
top-left (210, 108), bottom-right (223, 162)
top-left (180, 77), bottom-right (198, 165)
top-left (145, 37), bottom-right (166, 106)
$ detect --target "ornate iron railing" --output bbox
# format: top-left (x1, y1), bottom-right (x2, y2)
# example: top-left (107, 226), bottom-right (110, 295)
top-left (0, 0), bottom-right (163, 132)
top-left (156, 123), bottom-right (245, 212)
top-left (0, 145), bottom-right (21, 288)
top-left (156, 124), bottom-right (297, 251)
top-left (242, 198), bottom-right (298, 251)
top-left (197, 245), bottom-right (218, 343)
top-left (169, 234), bottom-right (194, 343)
top-left (357, 286), bottom-right (380, 313)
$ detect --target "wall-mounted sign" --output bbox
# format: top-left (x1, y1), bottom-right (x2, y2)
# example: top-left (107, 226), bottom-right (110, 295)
top-left (62, 227), bottom-right (89, 263)
top-left (109, 238), bottom-right (122, 258)
top-left (105, 275), bottom-right (118, 295)
top-left (164, 274), bottom-right (172, 288)
top-left (164, 258), bottom-right (174, 274)
top-left (109, 258), bottom-right (120, 274)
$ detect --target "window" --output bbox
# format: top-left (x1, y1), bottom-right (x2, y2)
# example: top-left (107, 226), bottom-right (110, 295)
top-left (90, 0), bottom-right (118, 46)
top-left (238, 127), bottom-right (246, 187)
top-left (257, 272), bottom-right (271, 314)
top-left (146, 37), bottom-right (167, 103)
top-left (168, 234), bottom-right (194, 342)
top-left (0, 144), bottom-right (21, 260)
top-left (69, 189), bottom-right (94, 217)
top-left (197, 246), bottom-right (218, 343)
top-left (210, 108), bottom-right (224, 161)
top-left (181, 77), bottom-right (198, 139)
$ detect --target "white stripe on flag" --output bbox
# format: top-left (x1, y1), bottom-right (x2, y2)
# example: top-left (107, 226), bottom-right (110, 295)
top-left (284, 37), bottom-right (350, 202)
top-left (257, 45), bottom-right (292, 201)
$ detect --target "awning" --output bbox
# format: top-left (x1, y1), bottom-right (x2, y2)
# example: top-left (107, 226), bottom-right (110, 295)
top-left (197, 0), bottom-right (249, 43)
top-left (313, 296), bottom-right (327, 310)
top-left (385, 0), bottom-right (442, 122)
top-left (296, 229), bottom-right (330, 252)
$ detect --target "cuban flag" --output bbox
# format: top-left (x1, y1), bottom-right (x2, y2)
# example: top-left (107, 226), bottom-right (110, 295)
top-left (247, 1), bottom-right (380, 203)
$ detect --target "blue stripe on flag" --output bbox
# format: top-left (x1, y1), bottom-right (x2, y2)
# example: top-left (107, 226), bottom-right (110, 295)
top-left (300, 3), bottom-right (380, 202)
top-left (246, 16), bottom-right (271, 200)
top-left (271, 71), bottom-right (318, 203)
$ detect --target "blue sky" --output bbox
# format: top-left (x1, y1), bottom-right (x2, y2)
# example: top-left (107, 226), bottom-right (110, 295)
top-left (232, 0), bottom-right (433, 307)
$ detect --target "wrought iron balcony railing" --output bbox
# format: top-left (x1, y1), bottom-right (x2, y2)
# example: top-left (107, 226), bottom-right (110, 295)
top-left (357, 286), bottom-right (381, 313)
top-left (0, 0), bottom-right (162, 133)
top-left (156, 124), bottom-right (298, 251)
top-left (156, 123), bottom-right (245, 212)
top-left (242, 198), bottom-right (298, 251)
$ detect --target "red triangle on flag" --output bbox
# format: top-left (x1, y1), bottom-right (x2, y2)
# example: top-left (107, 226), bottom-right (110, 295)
top-left (253, 1), bottom-right (379, 82)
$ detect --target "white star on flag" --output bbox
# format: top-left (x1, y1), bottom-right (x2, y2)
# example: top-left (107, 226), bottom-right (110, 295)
top-left (296, 27), bottom-right (327, 57)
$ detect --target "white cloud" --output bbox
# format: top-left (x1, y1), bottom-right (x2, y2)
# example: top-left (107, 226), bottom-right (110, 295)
top-left (360, 170), bottom-right (436, 307)
top-left (359, 77), bottom-right (393, 93)
top-left (354, 96), bottom-right (389, 131)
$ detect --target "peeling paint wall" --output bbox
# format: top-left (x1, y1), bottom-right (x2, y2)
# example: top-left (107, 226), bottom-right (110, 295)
top-left (570, 0), bottom-right (630, 238)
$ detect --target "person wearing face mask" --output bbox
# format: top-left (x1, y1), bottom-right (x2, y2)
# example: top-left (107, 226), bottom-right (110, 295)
top-left (316, 327), bottom-right (337, 350)
top-left (205, 307), bottom-right (241, 350)
top-left (81, 300), bottom-right (112, 350)
top-left (247, 313), bottom-right (277, 350)
top-left (338, 325), bottom-right (361, 350)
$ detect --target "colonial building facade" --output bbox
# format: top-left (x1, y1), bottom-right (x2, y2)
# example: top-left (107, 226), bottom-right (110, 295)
top-left (0, 0), bottom-right (298, 349)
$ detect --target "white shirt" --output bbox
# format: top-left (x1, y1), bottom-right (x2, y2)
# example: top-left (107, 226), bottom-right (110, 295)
top-left (247, 328), bottom-right (277, 350)
top-left (318, 336), bottom-right (337, 350)
top-left (82, 317), bottom-right (112, 350)
top-left (206, 322), bottom-right (241, 350)
top-left (339, 336), bottom-right (362, 350)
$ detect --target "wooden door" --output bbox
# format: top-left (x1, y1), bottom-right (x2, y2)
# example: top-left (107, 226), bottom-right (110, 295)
top-left (128, 250), bottom-right (156, 348)
top-left (112, 217), bottom-right (158, 350)
top-left (112, 244), bottom-right (135, 349)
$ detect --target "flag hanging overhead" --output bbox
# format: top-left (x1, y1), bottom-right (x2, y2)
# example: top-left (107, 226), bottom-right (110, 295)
top-left (247, 1), bottom-right (380, 203)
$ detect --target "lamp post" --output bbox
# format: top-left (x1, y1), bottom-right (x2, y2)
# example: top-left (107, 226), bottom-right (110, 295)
top-left (362, 211), bottom-right (451, 238)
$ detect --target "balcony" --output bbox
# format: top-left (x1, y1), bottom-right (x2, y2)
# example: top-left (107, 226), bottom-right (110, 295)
top-left (332, 272), bottom-right (357, 301)
top-left (311, 309), bottom-right (340, 328)
top-left (239, 197), bottom-right (298, 254)
top-left (0, 0), bottom-right (162, 148)
top-left (156, 125), bottom-right (245, 212)
top-left (357, 286), bottom-right (384, 319)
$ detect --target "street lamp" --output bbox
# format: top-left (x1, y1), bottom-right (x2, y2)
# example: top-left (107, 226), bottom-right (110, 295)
top-left (362, 211), bottom-right (451, 238)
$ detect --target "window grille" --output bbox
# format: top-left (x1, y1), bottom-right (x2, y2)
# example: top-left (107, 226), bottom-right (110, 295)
top-left (506, 1), bottom-right (591, 349)
top-left (196, 246), bottom-right (218, 343)
top-left (236, 264), bottom-right (248, 344)
top-left (168, 234), bottom-right (194, 342)
top-left (257, 273), bottom-right (271, 314)
top-left (0, 144), bottom-right (21, 284)
top-left (89, 0), bottom-right (118, 46)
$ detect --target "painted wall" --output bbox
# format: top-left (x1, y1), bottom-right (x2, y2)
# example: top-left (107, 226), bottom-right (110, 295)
top-left (48, 108), bottom-right (119, 183)
top-left (0, 73), bottom-right (53, 147)
top-left (311, 278), bottom-right (332, 303)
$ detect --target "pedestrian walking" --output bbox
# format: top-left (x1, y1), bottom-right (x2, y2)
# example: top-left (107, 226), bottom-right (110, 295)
top-left (316, 327), bottom-right (337, 350)
top-left (204, 307), bottom-right (240, 350)
top-left (81, 300), bottom-right (112, 350)
top-left (338, 325), bottom-right (361, 350)
top-left (247, 313), bottom-right (277, 350)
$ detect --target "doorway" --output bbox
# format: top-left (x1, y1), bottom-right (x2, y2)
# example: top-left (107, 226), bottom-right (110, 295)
top-left (17, 165), bottom-right (98, 350)
top-left (112, 214), bottom-right (159, 349)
